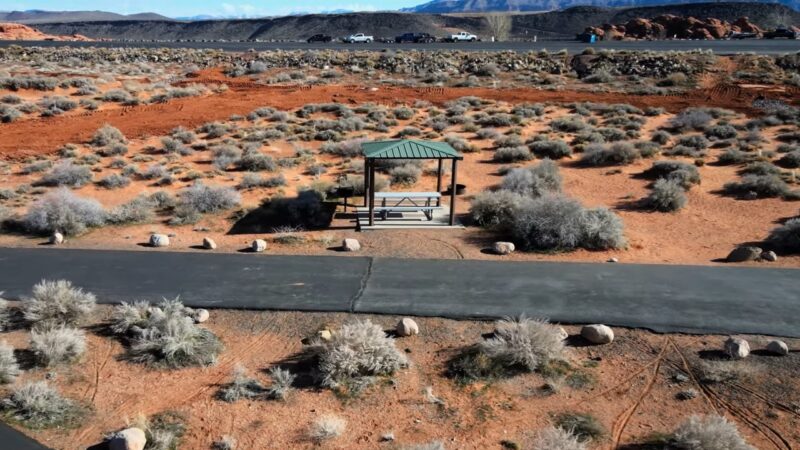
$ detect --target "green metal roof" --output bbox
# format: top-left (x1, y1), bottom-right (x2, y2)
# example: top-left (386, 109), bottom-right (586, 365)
top-left (362, 139), bottom-right (463, 160)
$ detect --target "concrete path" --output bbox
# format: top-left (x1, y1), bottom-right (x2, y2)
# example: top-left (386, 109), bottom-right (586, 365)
top-left (0, 247), bottom-right (797, 337)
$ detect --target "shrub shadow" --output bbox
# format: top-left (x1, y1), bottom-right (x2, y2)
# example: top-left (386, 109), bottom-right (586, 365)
top-left (228, 193), bottom-right (336, 235)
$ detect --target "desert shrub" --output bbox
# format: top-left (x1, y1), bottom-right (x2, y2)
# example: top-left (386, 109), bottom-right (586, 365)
top-left (22, 280), bottom-right (96, 328)
top-left (21, 160), bottom-right (53, 174)
top-left (705, 124), bottom-right (738, 140)
top-left (389, 164), bottom-right (422, 185)
top-left (444, 134), bottom-right (476, 153)
top-left (581, 142), bottom-right (639, 166)
top-left (91, 124), bottom-right (126, 146)
top-left (550, 116), bottom-right (588, 132)
top-left (140, 411), bottom-right (186, 450)
top-left (309, 415), bottom-right (346, 443)
top-left (584, 70), bottom-right (614, 83)
top-left (742, 161), bottom-right (780, 176)
top-left (529, 139), bottom-right (572, 159)
top-left (1, 381), bottom-right (79, 429)
top-left (648, 178), bottom-right (688, 212)
top-left (651, 130), bottom-right (671, 145)
top-left (665, 145), bottom-right (706, 158)
top-left (717, 148), bottom-right (748, 165)
top-left (777, 151), bottom-right (800, 168)
top-left (98, 143), bottom-right (128, 157)
top-left (97, 173), bottom-right (131, 189)
top-left (595, 127), bottom-right (627, 142)
top-left (530, 426), bottom-right (586, 450)
top-left (24, 189), bottom-right (106, 236)
top-left (393, 106), bottom-right (414, 120)
top-left (212, 145), bottom-right (242, 170)
top-left (307, 320), bottom-right (407, 392)
top-left (634, 141), bottom-right (660, 158)
top-left (644, 161), bottom-right (700, 189)
top-left (493, 146), bottom-right (532, 163)
top-left (511, 195), bottom-right (624, 251)
top-left (397, 126), bottom-right (422, 138)
top-left (39, 96), bottom-right (77, 115)
top-left (113, 298), bottom-right (223, 368)
top-left (200, 122), bottom-right (230, 139)
top-left (0, 104), bottom-right (21, 123)
top-left (321, 138), bottom-right (368, 157)
top-left (676, 135), bottom-right (709, 150)
top-left (102, 89), bottom-right (134, 103)
top-left (266, 367), bottom-right (296, 400)
top-left (470, 190), bottom-right (525, 229)
top-left (37, 162), bottom-right (93, 187)
top-left (767, 218), bottom-right (800, 253)
top-left (0, 341), bottom-right (20, 384)
top-left (236, 148), bottom-right (276, 172)
top-left (670, 109), bottom-right (713, 131)
top-left (177, 183), bottom-right (240, 214)
top-left (555, 413), bottom-right (605, 442)
top-left (403, 443), bottom-right (446, 450)
top-left (501, 159), bottom-right (562, 197)
top-left (724, 175), bottom-right (789, 198)
top-left (218, 364), bottom-right (263, 402)
top-left (495, 134), bottom-right (524, 148)
top-left (672, 415), bottom-right (754, 450)
top-left (30, 326), bottom-right (86, 366)
top-left (239, 173), bottom-right (286, 189)
top-left (171, 127), bottom-right (197, 144)
top-left (107, 196), bottom-right (156, 225)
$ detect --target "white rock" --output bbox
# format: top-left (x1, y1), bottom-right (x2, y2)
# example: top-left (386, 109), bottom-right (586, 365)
top-left (724, 337), bottom-right (750, 359)
top-left (396, 318), bottom-right (420, 337)
top-left (317, 329), bottom-right (333, 341)
top-left (581, 324), bottom-right (614, 344)
top-left (149, 234), bottom-right (170, 248)
top-left (251, 239), bottom-right (267, 252)
top-left (49, 232), bottom-right (64, 245)
top-left (194, 309), bottom-right (210, 323)
top-left (761, 250), bottom-right (778, 262)
top-left (342, 238), bottom-right (361, 252)
top-left (108, 427), bottom-right (146, 450)
top-left (492, 241), bottom-right (515, 255)
top-left (766, 340), bottom-right (789, 356)
top-left (202, 237), bottom-right (217, 250)
top-left (557, 326), bottom-right (569, 341)
top-left (607, 257), bottom-right (619, 263)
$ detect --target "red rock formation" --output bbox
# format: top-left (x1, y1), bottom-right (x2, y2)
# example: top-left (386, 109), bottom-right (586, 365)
top-left (583, 16), bottom-right (765, 40)
top-left (0, 23), bottom-right (92, 41)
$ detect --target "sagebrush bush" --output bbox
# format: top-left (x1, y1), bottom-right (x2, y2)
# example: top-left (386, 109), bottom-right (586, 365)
top-left (23, 280), bottom-right (96, 327)
top-left (550, 116), bottom-right (588, 132)
top-left (672, 415), bottom-right (754, 450)
top-left (555, 413), bottom-right (605, 442)
top-left (177, 183), bottom-right (240, 214)
top-left (581, 207), bottom-right (626, 250)
top-left (648, 178), bottom-right (688, 212)
top-left (389, 164), bottom-right (422, 185)
top-left (30, 326), bottom-right (86, 366)
top-left (529, 139), bottom-right (572, 159)
top-left (724, 174), bottom-right (790, 198)
top-left (777, 151), bottom-right (800, 168)
top-left (90, 124), bottom-right (126, 146)
top-left (2, 381), bottom-right (78, 429)
top-left (308, 320), bottom-right (408, 391)
top-left (670, 109), bottom-right (712, 131)
top-left (767, 218), bottom-right (800, 253)
top-left (107, 196), bottom-right (156, 225)
top-left (309, 415), bottom-right (346, 443)
top-left (0, 341), bottom-right (20, 384)
top-left (267, 367), bottom-right (296, 400)
top-left (644, 161), bottom-right (700, 189)
top-left (581, 143), bottom-right (639, 166)
top-left (717, 148), bottom-right (748, 165)
top-left (236, 148), bottom-right (276, 172)
top-left (97, 173), bottom-right (131, 189)
top-left (470, 190), bottom-right (524, 230)
top-left (530, 426), bottom-right (586, 450)
top-left (479, 317), bottom-right (566, 373)
top-left (493, 146), bottom-right (532, 163)
top-left (37, 162), bottom-right (93, 188)
top-left (113, 298), bottom-right (223, 368)
top-left (0, 295), bottom-right (11, 332)
top-left (501, 159), bottom-right (562, 198)
top-left (218, 364), bottom-right (263, 402)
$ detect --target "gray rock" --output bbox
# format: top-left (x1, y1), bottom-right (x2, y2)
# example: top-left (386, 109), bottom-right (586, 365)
top-left (761, 250), bottom-right (778, 262)
top-left (194, 309), bottom-right (210, 323)
top-left (724, 337), bottom-right (750, 359)
top-left (108, 427), bottom-right (146, 450)
top-left (380, 433), bottom-right (395, 442)
top-left (342, 238), bottom-right (361, 252)
top-left (149, 234), bottom-right (170, 248)
top-left (251, 239), bottom-right (267, 253)
top-left (49, 232), bottom-right (64, 245)
top-left (766, 340), bottom-right (789, 356)
top-left (581, 324), bottom-right (614, 344)
top-left (396, 317), bottom-right (419, 337)
top-left (492, 241), bottom-right (515, 255)
top-left (202, 237), bottom-right (217, 250)
top-left (726, 246), bottom-right (762, 262)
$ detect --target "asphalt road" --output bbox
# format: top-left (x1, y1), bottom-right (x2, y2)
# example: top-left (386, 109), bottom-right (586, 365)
top-left (0, 423), bottom-right (50, 450)
top-left (2, 39), bottom-right (799, 54)
top-left (0, 247), bottom-right (798, 337)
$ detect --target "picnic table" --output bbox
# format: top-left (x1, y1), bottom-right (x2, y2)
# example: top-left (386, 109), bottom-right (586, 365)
top-left (373, 191), bottom-right (442, 220)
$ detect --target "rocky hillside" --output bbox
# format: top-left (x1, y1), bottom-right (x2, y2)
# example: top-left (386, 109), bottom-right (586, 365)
top-left (0, 10), bottom-right (171, 24)
top-left (405, 0), bottom-right (800, 13)
top-left (31, 2), bottom-right (800, 41)
top-left (0, 22), bottom-right (92, 41)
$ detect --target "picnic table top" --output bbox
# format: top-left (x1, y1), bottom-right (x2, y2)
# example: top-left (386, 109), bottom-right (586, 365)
top-left (375, 191), bottom-right (441, 198)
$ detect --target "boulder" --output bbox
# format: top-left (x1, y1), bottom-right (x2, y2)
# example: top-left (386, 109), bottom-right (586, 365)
top-left (194, 309), bottom-right (210, 323)
top-left (761, 250), bottom-right (777, 262)
top-left (724, 337), bottom-right (750, 359)
top-left (726, 246), bottom-right (762, 262)
top-left (108, 427), bottom-right (146, 450)
top-left (342, 238), bottom-right (361, 252)
top-left (581, 324), bottom-right (614, 344)
top-left (733, 17), bottom-right (763, 36)
top-left (49, 232), bottom-right (64, 245)
top-left (396, 318), bottom-right (420, 337)
top-left (493, 241), bottom-right (515, 255)
top-left (202, 237), bottom-right (217, 250)
top-left (149, 234), bottom-right (170, 248)
top-left (557, 326), bottom-right (569, 341)
top-left (766, 340), bottom-right (789, 356)
top-left (251, 239), bottom-right (267, 253)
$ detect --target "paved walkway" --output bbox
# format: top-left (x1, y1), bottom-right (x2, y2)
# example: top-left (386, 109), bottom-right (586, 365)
top-left (0, 247), bottom-right (797, 337)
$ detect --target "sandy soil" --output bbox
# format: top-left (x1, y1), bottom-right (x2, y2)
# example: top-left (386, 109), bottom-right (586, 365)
top-left (2, 306), bottom-right (798, 450)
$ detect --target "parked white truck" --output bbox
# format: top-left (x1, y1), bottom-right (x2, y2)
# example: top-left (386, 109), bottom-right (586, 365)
top-left (446, 31), bottom-right (478, 42)
top-left (345, 33), bottom-right (373, 43)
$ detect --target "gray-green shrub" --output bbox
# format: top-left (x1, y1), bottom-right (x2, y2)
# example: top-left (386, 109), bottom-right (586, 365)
top-left (30, 326), bottom-right (86, 366)
top-left (1, 381), bottom-right (79, 429)
top-left (22, 279), bottom-right (96, 327)
top-left (501, 159), bottom-right (562, 197)
top-left (768, 218), bottom-right (800, 253)
top-left (0, 341), bottom-right (20, 384)
top-left (647, 178), bottom-right (688, 212)
top-left (24, 189), bottom-right (106, 236)
top-left (672, 415), bottom-right (754, 450)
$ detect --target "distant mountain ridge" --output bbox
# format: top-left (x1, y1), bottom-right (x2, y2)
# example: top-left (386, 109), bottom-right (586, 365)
top-left (0, 10), bottom-right (172, 24)
top-left (404, 0), bottom-right (800, 13)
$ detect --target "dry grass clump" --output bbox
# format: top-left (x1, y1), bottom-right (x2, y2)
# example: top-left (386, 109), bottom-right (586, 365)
top-left (90, 124), bottom-right (126, 147)
top-left (36, 162), bottom-right (93, 188)
top-left (22, 279), bottom-right (96, 328)
top-left (1, 381), bottom-right (81, 429)
top-left (23, 188), bottom-right (106, 236)
top-left (30, 325), bottom-right (86, 366)
top-left (672, 415), bottom-right (754, 450)
top-left (0, 341), bottom-right (20, 384)
top-left (110, 298), bottom-right (222, 368)
top-left (218, 364), bottom-right (263, 402)
top-left (308, 415), bottom-right (346, 443)
top-left (554, 412), bottom-right (606, 443)
top-left (530, 426), bottom-right (586, 450)
top-left (581, 142), bottom-right (639, 166)
top-left (307, 320), bottom-right (408, 393)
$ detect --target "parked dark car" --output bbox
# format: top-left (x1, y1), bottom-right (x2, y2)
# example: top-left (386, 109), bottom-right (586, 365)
top-left (307, 34), bottom-right (333, 43)
top-left (728, 31), bottom-right (757, 40)
top-left (764, 27), bottom-right (798, 39)
top-left (395, 32), bottom-right (437, 43)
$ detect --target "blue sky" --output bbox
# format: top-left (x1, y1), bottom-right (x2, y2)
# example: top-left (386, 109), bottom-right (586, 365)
top-left (2, 0), bottom-right (422, 17)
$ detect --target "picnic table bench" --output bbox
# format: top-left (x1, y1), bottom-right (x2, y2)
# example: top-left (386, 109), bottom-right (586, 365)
top-left (373, 191), bottom-right (442, 220)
